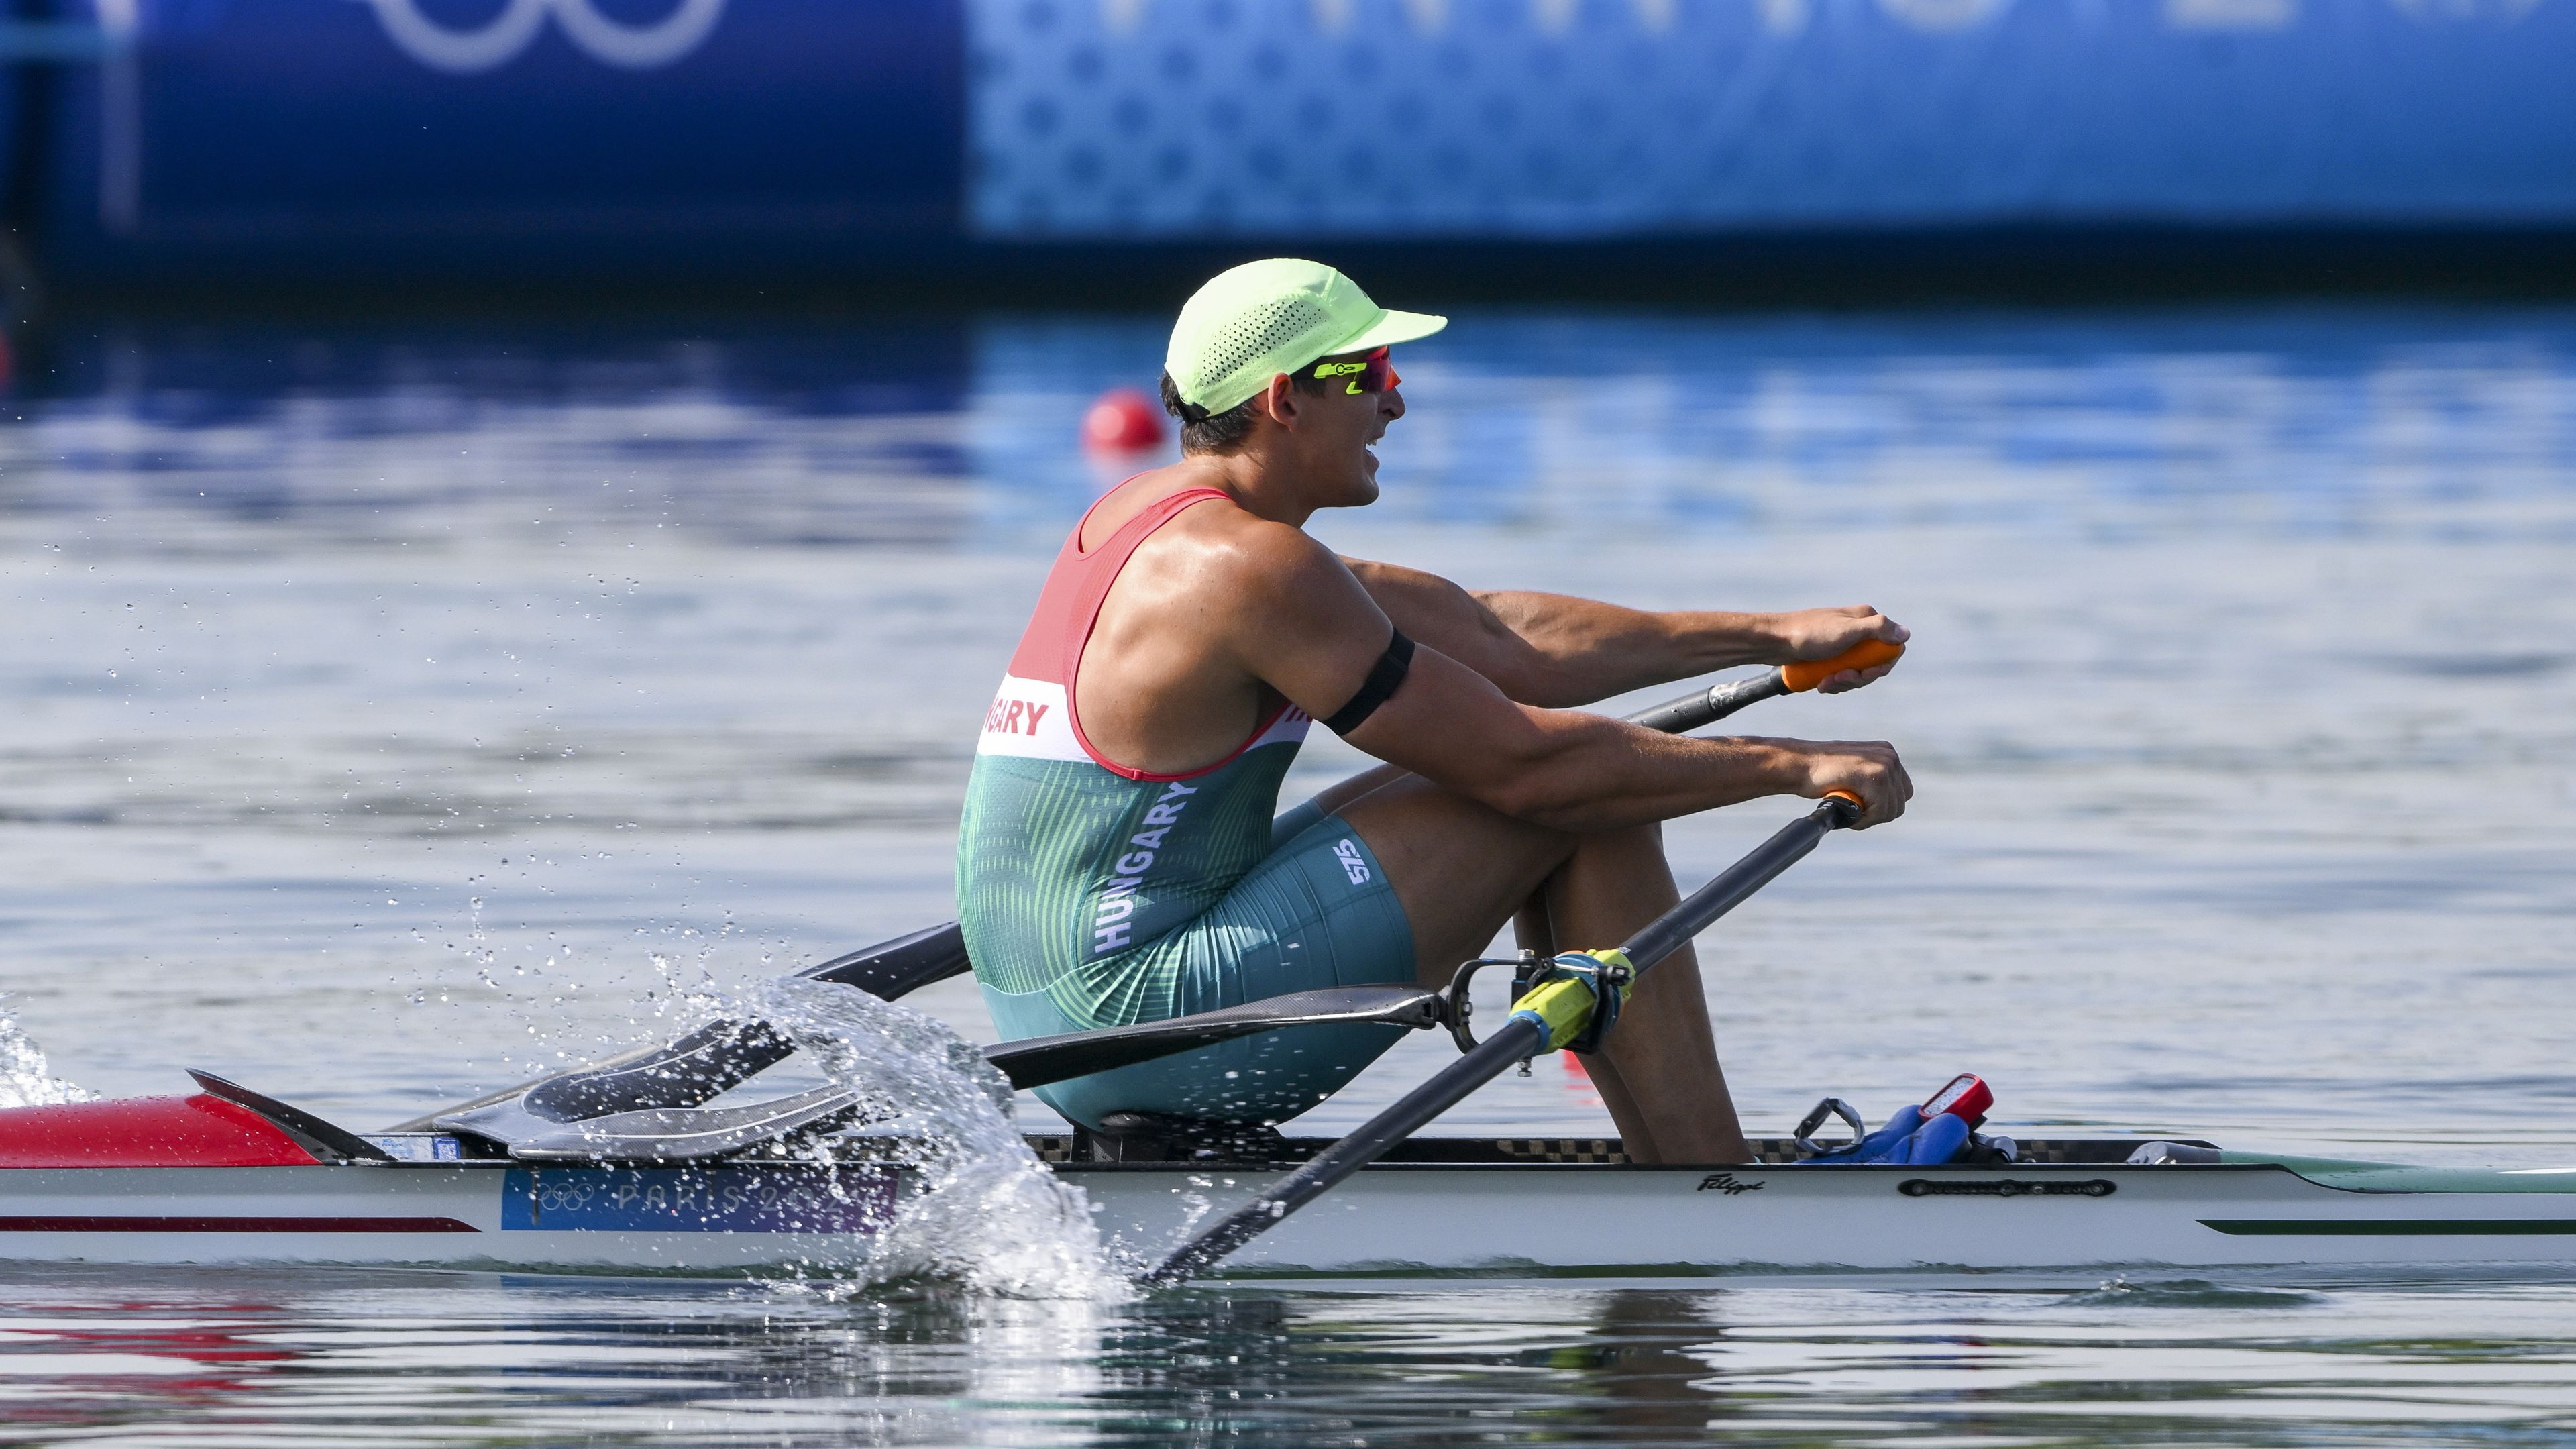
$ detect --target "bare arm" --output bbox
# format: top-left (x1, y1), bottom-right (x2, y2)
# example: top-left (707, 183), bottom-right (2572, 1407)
top-left (1343, 558), bottom-right (1906, 708)
top-left (1234, 538), bottom-right (1910, 830)
top-left (1349, 649), bottom-right (1908, 831)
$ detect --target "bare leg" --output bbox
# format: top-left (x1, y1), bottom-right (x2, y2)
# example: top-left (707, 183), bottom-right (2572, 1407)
top-left (1331, 774), bottom-right (1751, 1165)
top-left (1508, 895), bottom-right (1656, 1143)
top-left (1509, 893), bottom-right (1554, 959)
top-left (1531, 826), bottom-right (1749, 1165)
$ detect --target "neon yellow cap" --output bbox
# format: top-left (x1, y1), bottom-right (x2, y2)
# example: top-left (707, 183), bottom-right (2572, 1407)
top-left (1165, 258), bottom-right (1448, 416)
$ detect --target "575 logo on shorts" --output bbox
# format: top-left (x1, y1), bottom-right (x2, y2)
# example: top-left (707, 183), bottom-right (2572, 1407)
top-left (1332, 838), bottom-right (1372, 886)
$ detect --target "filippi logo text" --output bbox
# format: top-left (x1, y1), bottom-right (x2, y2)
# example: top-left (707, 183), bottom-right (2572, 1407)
top-left (1695, 1172), bottom-right (1764, 1195)
top-left (347, 0), bottom-right (725, 74)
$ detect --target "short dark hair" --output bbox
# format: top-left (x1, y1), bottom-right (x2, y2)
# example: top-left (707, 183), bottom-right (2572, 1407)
top-left (1159, 366), bottom-right (1332, 455)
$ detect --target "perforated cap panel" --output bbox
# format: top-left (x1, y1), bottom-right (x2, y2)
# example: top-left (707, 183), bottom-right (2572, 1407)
top-left (1199, 294), bottom-right (1334, 399)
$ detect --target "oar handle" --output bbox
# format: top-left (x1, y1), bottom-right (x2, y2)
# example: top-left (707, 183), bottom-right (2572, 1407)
top-left (1781, 637), bottom-right (1904, 693)
top-left (1623, 639), bottom-right (1904, 735)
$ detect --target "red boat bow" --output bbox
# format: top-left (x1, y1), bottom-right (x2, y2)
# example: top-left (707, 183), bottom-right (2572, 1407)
top-left (0, 1095), bottom-right (321, 1168)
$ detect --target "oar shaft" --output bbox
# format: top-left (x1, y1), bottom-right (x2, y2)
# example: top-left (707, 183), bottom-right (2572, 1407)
top-left (985, 985), bottom-right (1444, 1091)
top-left (1145, 1018), bottom-right (1546, 1284)
top-left (1621, 672), bottom-right (1785, 733)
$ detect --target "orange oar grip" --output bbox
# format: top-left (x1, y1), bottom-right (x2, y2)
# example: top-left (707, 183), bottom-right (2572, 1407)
top-left (1780, 637), bottom-right (1905, 693)
top-left (1823, 790), bottom-right (1864, 809)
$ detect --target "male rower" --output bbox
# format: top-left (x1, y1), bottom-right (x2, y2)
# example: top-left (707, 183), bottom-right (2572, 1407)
top-left (958, 259), bottom-right (1908, 1165)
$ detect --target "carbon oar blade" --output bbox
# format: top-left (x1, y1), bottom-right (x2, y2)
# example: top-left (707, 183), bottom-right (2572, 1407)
top-left (502, 1083), bottom-right (871, 1163)
top-left (1143, 796), bottom-right (1863, 1285)
top-left (520, 1018), bottom-right (797, 1121)
top-left (985, 985), bottom-right (1444, 1091)
top-left (387, 922), bottom-right (975, 1135)
top-left (798, 920), bottom-right (973, 995)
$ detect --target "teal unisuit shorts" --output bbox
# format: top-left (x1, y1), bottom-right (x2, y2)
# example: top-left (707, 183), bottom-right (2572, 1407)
top-left (977, 802), bottom-right (1417, 1130)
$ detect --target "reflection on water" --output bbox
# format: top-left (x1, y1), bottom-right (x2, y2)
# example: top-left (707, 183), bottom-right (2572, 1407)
top-left (6, 1266), bottom-right (2576, 1446)
top-left (19, 311), bottom-right (2573, 554)
top-left (5, 307), bottom-right (2576, 1440)
top-left (13, 327), bottom-right (977, 551)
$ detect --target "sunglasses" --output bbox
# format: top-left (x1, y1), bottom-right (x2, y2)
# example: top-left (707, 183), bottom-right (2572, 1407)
top-left (1309, 345), bottom-right (1400, 396)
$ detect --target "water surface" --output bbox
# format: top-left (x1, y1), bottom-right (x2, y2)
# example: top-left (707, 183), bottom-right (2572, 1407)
top-left (2, 305), bottom-right (2573, 1442)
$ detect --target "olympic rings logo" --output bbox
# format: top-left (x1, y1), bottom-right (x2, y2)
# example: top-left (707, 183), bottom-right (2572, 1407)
top-left (531, 1178), bottom-right (598, 1213)
top-left (347, 0), bottom-right (726, 74)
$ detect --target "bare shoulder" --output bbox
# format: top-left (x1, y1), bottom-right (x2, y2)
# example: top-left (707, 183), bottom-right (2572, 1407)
top-left (1162, 503), bottom-right (1358, 604)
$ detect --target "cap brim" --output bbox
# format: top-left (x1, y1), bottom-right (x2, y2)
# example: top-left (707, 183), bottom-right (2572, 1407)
top-left (1329, 308), bottom-right (1447, 356)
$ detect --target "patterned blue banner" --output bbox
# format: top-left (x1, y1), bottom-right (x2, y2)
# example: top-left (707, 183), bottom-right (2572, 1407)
top-left (34, 0), bottom-right (2576, 280)
top-left (967, 0), bottom-right (2576, 237)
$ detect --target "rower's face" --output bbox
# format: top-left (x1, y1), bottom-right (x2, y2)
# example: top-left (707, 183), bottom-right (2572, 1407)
top-left (1289, 348), bottom-right (1405, 506)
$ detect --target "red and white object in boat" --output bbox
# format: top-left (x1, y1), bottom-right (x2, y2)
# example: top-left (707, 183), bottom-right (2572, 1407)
top-left (1922, 1073), bottom-right (1992, 1129)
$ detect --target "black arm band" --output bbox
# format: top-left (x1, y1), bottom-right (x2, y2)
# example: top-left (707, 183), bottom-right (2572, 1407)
top-left (1322, 629), bottom-right (1416, 736)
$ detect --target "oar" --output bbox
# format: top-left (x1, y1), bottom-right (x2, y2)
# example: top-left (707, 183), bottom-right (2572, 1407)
top-left (405, 638), bottom-right (1903, 1136)
top-left (471, 984), bottom-right (1454, 1161)
top-left (985, 985), bottom-right (1444, 1090)
top-left (1143, 790), bottom-right (1868, 1285)
top-left (1623, 636), bottom-right (1903, 733)
top-left (388, 922), bottom-right (974, 1132)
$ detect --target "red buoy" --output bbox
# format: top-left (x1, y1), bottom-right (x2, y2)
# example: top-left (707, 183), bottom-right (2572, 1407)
top-left (1081, 388), bottom-right (1165, 452)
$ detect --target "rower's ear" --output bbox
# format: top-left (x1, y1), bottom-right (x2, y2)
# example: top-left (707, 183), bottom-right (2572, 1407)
top-left (1253, 372), bottom-right (1299, 428)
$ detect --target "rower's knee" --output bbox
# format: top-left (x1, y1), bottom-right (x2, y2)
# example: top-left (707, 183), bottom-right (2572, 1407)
top-left (1568, 820), bottom-right (1665, 863)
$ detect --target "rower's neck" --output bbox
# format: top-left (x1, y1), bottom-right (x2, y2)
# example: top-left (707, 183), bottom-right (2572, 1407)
top-left (1177, 449), bottom-right (1322, 529)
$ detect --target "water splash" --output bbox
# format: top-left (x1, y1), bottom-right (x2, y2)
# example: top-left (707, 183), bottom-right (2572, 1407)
top-left (0, 1000), bottom-right (96, 1109)
top-left (753, 976), bottom-right (1131, 1301)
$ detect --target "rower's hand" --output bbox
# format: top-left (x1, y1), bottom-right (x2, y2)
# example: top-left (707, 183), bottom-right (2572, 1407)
top-left (1774, 607), bottom-right (1908, 694)
top-left (1781, 738), bottom-right (1911, 827)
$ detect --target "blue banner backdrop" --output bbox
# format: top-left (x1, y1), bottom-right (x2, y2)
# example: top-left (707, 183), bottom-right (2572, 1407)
top-left (39, 0), bottom-right (963, 283)
top-left (967, 0), bottom-right (2576, 237)
top-left (21, 0), bottom-right (2576, 283)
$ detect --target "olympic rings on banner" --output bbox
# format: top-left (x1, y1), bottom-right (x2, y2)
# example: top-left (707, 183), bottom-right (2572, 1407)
top-left (350, 0), bottom-right (727, 74)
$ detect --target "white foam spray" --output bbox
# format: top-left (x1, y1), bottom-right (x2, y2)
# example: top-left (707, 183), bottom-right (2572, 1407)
top-left (753, 976), bottom-right (1131, 1301)
top-left (0, 999), bottom-right (95, 1109)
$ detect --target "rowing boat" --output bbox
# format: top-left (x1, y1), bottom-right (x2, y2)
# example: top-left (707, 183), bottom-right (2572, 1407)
top-left (5, 1097), bottom-right (2574, 1278)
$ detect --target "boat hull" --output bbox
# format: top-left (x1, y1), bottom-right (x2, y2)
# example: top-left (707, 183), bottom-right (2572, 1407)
top-left (1076, 1160), bottom-right (2576, 1276)
top-left (5, 1149), bottom-right (2575, 1279)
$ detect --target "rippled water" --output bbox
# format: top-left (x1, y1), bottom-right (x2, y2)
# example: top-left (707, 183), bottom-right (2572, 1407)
top-left (3, 305), bottom-right (2575, 1442)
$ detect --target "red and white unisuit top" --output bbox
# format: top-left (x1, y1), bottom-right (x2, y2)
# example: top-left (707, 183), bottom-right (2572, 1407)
top-left (955, 488), bottom-right (1313, 1030)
